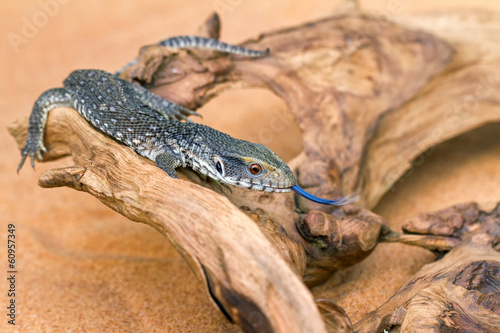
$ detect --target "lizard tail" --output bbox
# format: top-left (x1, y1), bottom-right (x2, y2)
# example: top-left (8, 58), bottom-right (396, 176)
top-left (290, 185), bottom-right (359, 205)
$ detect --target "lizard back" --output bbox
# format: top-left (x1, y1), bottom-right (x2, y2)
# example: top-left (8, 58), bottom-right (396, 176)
top-left (64, 69), bottom-right (190, 161)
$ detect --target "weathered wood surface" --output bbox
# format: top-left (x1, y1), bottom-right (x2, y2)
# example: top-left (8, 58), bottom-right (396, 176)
top-left (122, 10), bottom-right (500, 288)
top-left (356, 243), bottom-right (500, 332)
top-left (357, 202), bottom-right (500, 332)
top-left (10, 8), bottom-right (500, 333)
top-left (9, 109), bottom-right (326, 333)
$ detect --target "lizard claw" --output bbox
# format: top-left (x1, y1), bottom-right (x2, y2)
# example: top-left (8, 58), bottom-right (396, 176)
top-left (174, 105), bottom-right (201, 122)
top-left (153, 98), bottom-right (201, 122)
top-left (17, 150), bottom-right (36, 173)
top-left (176, 113), bottom-right (193, 123)
top-left (30, 153), bottom-right (36, 168)
top-left (177, 104), bottom-right (201, 117)
top-left (17, 153), bottom-right (28, 173)
top-left (17, 138), bottom-right (45, 173)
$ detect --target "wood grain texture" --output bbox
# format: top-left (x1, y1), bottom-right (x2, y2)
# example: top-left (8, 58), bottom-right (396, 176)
top-left (9, 109), bottom-right (327, 333)
top-left (356, 230), bottom-right (500, 332)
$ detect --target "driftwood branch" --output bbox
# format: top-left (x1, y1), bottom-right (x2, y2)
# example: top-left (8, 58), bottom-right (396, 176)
top-left (9, 109), bottom-right (327, 333)
top-left (127, 13), bottom-right (457, 209)
top-left (380, 202), bottom-right (500, 252)
top-left (356, 242), bottom-right (500, 332)
top-left (120, 10), bottom-right (500, 287)
top-left (356, 202), bottom-right (500, 332)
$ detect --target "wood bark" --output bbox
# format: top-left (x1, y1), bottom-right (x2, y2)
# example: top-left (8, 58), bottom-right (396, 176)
top-left (357, 202), bottom-right (500, 332)
top-left (9, 109), bottom-right (326, 333)
top-left (9, 7), bottom-right (500, 333)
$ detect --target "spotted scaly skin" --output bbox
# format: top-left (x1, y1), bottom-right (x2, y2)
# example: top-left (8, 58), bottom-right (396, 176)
top-left (116, 35), bottom-right (270, 75)
top-left (18, 69), bottom-right (296, 192)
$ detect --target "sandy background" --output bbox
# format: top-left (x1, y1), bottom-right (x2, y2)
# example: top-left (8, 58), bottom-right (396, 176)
top-left (1, 1), bottom-right (500, 332)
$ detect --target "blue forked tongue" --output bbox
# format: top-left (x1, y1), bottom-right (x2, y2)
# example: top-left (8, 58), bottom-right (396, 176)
top-left (290, 185), bottom-right (359, 205)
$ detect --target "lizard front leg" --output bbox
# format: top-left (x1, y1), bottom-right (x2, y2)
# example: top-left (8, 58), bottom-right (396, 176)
top-left (155, 153), bottom-right (181, 178)
top-left (18, 88), bottom-right (73, 171)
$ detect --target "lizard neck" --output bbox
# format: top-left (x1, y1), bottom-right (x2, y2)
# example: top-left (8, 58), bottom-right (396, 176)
top-left (178, 123), bottom-right (219, 178)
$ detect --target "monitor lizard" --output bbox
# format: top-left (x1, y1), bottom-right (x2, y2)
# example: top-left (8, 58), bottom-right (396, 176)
top-left (17, 36), bottom-right (356, 205)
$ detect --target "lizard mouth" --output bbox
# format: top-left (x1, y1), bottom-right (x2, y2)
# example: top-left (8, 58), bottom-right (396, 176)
top-left (219, 175), bottom-right (358, 202)
top-left (231, 179), bottom-right (292, 193)
top-left (201, 171), bottom-right (292, 193)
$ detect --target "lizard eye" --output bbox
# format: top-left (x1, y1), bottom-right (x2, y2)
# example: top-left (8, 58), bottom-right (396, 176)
top-left (216, 161), bottom-right (224, 175)
top-left (249, 164), bottom-right (262, 175)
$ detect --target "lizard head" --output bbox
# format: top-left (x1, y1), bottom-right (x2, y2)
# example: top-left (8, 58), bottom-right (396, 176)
top-left (208, 140), bottom-right (296, 192)
top-left (191, 128), bottom-right (356, 205)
